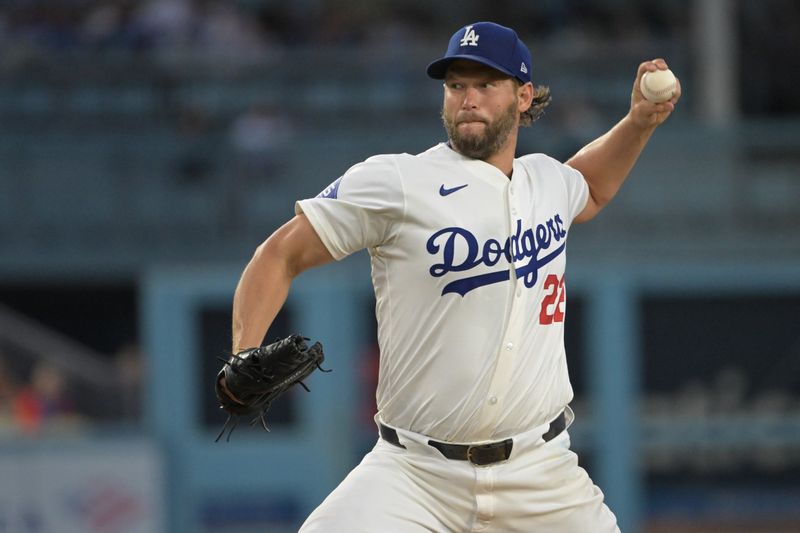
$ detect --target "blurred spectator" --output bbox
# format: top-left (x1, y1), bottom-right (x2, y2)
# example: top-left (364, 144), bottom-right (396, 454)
top-left (0, 354), bottom-right (18, 433)
top-left (114, 343), bottom-right (144, 422)
top-left (174, 105), bottom-right (215, 186)
top-left (80, 2), bottom-right (139, 51)
top-left (13, 362), bottom-right (80, 435)
top-left (0, 12), bottom-right (9, 46)
top-left (223, 103), bottom-right (294, 232)
top-left (130, 0), bottom-right (196, 51)
top-left (228, 103), bottom-right (292, 178)
top-left (0, 0), bottom-right (695, 57)
top-left (356, 342), bottom-right (380, 457)
top-left (195, 1), bottom-right (268, 64)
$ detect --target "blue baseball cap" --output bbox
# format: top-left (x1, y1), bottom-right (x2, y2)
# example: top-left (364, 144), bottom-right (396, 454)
top-left (426, 22), bottom-right (532, 84)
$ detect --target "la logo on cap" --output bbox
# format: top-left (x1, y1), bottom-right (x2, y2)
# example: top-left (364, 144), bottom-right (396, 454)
top-left (459, 25), bottom-right (479, 47)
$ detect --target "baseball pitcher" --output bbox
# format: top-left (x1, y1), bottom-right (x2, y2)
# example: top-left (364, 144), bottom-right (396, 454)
top-left (218, 21), bottom-right (680, 532)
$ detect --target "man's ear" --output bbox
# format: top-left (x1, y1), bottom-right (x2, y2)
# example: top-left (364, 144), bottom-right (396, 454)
top-left (517, 82), bottom-right (534, 111)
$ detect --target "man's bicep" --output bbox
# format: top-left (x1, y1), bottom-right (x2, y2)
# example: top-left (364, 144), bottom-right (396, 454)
top-left (562, 160), bottom-right (599, 224)
top-left (572, 193), bottom-right (600, 224)
top-left (268, 214), bottom-right (336, 277)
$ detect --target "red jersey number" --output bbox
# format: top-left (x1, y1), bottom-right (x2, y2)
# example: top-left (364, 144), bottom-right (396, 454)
top-left (539, 274), bottom-right (566, 325)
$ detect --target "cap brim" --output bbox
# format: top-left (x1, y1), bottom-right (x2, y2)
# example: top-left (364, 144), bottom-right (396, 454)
top-left (426, 54), bottom-right (517, 80)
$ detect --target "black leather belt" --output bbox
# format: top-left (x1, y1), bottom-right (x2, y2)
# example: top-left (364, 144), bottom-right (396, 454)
top-left (379, 410), bottom-right (567, 466)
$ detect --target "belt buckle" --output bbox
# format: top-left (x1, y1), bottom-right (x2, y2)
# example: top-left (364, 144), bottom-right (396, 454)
top-left (467, 443), bottom-right (509, 467)
top-left (466, 445), bottom-right (484, 466)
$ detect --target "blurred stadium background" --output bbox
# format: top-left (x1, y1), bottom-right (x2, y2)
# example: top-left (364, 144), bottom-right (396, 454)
top-left (0, 0), bottom-right (798, 531)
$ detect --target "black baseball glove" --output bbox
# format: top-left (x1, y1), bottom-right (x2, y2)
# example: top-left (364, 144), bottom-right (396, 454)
top-left (214, 334), bottom-right (327, 441)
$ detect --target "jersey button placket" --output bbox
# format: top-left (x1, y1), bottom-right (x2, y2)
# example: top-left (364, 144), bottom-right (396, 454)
top-left (507, 181), bottom-right (518, 218)
top-left (477, 182), bottom-right (521, 433)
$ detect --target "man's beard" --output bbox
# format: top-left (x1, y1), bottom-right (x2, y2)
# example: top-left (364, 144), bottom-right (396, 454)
top-left (442, 100), bottom-right (518, 160)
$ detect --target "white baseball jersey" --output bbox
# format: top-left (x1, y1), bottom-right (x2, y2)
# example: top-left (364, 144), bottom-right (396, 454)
top-left (296, 142), bottom-right (588, 443)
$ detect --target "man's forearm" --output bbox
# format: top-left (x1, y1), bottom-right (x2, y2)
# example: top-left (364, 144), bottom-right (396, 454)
top-left (231, 214), bottom-right (335, 353)
top-left (566, 113), bottom-right (656, 209)
top-left (231, 241), bottom-right (292, 352)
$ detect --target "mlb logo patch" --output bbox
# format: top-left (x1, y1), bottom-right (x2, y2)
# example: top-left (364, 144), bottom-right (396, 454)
top-left (317, 177), bottom-right (342, 199)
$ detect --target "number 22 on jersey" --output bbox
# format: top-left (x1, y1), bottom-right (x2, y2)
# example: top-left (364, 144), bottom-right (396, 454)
top-left (539, 274), bottom-right (566, 325)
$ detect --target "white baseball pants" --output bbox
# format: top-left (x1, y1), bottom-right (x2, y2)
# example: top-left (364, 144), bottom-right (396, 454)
top-left (300, 414), bottom-right (620, 532)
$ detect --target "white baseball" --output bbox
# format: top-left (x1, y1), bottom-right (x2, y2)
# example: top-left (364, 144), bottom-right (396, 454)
top-left (640, 68), bottom-right (677, 103)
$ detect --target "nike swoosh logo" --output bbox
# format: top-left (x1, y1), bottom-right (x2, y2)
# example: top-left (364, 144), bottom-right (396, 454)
top-left (439, 184), bottom-right (469, 196)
